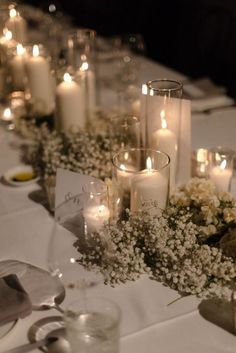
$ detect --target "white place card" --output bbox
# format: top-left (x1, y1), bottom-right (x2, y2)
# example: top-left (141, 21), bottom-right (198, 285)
top-left (55, 168), bottom-right (95, 209)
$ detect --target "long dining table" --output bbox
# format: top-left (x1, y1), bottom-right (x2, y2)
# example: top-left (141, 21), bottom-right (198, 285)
top-left (1, 56), bottom-right (236, 353)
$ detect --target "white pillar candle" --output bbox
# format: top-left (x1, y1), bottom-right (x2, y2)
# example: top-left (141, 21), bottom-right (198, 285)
top-left (131, 157), bottom-right (169, 212)
top-left (77, 62), bottom-right (96, 120)
top-left (83, 204), bottom-right (110, 233)
top-left (5, 8), bottom-right (27, 44)
top-left (56, 72), bottom-right (85, 131)
top-left (151, 110), bottom-right (177, 189)
top-left (25, 45), bottom-right (55, 115)
top-left (209, 159), bottom-right (232, 191)
top-left (9, 44), bottom-right (26, 91)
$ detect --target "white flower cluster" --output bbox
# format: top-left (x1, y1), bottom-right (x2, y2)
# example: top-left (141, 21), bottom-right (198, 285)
top-left (76, 207), bottom-right (236, 300)
top-left (170, 178), bottom-right (236, 240)
top-left (26, 123), bottom-right (111, 180)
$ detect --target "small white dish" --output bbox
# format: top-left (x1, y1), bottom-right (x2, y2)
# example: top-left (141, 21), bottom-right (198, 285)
top-left (3, 165), bottom-right (39, 187)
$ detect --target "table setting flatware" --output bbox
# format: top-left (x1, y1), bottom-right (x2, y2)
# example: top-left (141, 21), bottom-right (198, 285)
top-left (2, 327), bottom-right (69, 353)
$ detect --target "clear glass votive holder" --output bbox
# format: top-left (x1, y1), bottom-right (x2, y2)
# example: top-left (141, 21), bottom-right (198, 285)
top-left (82, 180), bottom-right (110, 235)
top-left (143, 79), bottom-right (183, 190)
top-left (64, 296), bottom-right (121, 353)
top-left (191, 148), bottom-right (209, 178)
top-left (109, 113), bottom-right (141, 156)
top-left (208, 147), bottom-right (234, 192)
top-left (112, 148), bottom-right (170, 219)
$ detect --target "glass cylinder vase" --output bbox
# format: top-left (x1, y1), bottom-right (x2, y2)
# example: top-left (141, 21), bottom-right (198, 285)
top-left (143, 79), bottom-right (183, 190)
top-left (66, 28), bottom-right (97, 124)
top-left (109, 113), bottom-right (141, 156)
top-left (112, 148), bottom-right (170, 220)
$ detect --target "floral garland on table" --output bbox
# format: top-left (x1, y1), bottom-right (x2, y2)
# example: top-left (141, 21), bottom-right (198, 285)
top-left (18, 115), bottom-right (113, 181)
top-left (75, 178), bottom-right (236, 301)
top-left (16, 118), bottom-right (236, 300)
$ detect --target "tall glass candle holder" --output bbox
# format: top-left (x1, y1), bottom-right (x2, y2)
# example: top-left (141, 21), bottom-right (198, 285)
top-left (66, 28), bottom-right (96, 70)
top-left (208, 147), bottom-right (234, 192)
top-left (25, 44), bottom-right (55, 117)
top-left (143, 79), bottom-right (183, 190)
top-left (67, 29), bottom-right (97, 124)
top-left (112, 148), bottom-right (170, 220)
top-left (109, 113), bottom-right (141, 155)
top-left (82, 180), bottom-right (110, 235)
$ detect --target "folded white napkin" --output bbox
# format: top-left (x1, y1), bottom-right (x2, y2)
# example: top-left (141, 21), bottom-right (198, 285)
top-left (191, 95), bottom-right (234, 112)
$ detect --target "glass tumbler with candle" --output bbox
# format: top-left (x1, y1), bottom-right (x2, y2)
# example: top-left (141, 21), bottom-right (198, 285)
top-left (112, 148), bottom-right (170, 220)
top-left (82, 180), bottom-right (110, 236)
top-left (109, 113), bottom-right (141, 156)
top-left (191, 148), bottom-right (209, 178)
top-left (143, 79), bottom-right (183, 190)
top-left (64, 296), bottom-right (121, 353)
top-left (208, 147), bottom-right (234, 192)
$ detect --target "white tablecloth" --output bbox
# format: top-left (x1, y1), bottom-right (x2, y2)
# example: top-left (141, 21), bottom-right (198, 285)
top-left (1, 59), bottom-right (236, 353)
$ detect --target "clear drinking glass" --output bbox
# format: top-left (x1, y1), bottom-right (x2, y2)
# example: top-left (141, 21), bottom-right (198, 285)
top-left (143, 79), bottom-right (183, 189)
top-left (48, 180), bottom-right (109, 293)
top-left (208, 146), bottom-right (234, 192)
top-left (112, 148), bottom-right (170, 220)
top-left (64, 296), bottom-right (121, 353)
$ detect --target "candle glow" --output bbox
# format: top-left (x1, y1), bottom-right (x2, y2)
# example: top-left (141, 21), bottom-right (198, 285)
top-left (16, 44), bottom-right (24, 56)
top-left (80, 62), bottom-right (89, 71)
top-left (63, 72), bottom-right (72, 83)
top-left (32, 45), bottom-right (39, 57)
top-left (9, 8), bottom-right (17, 18)
top-left (3, 28), bottom-right (12, 40)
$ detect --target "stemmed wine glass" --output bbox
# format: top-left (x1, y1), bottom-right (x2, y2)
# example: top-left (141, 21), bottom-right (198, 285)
top-left (47, 179), bottom-right (109, 307)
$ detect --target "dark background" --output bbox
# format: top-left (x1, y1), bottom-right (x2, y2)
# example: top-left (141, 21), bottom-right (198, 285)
top-left (26, 0), bottom-right (236, 98)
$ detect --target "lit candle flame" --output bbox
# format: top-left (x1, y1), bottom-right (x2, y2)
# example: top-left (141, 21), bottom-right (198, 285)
top-left (160, 110), bottom-right (167, 129)
top-left (120, 164), bottom-right (126, 171)
top-left (16, 44), bottom-right (24, 55)
top-left (63, 72), bottom-right (72, 83)
top-left (142, 84), bottom-right (148, 95)
top-left (3, 108), bottom-right (12, 121)
top-left (32, 45), bottom-right (39, 57)
top-left (9, 8), bottom-right (17, 18)
top-left (196, 148), bottom-right (208, 163)
top-left (146, 157), bottom-right (152, 170)
top-left (80, 62), bottom-right (89, 71)
top-left (220, 159), bottom-right (227, 170)
top-left (3, 28), bottom-right (12, 40)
